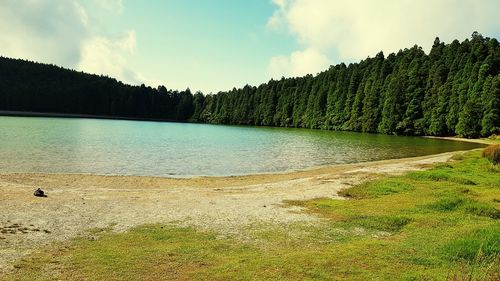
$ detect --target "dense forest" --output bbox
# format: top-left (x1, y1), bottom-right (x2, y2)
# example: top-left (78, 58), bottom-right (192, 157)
top-left (0, 57), bottom-right (199, 120)
top-left (1, 33), bottom-right (499, 137)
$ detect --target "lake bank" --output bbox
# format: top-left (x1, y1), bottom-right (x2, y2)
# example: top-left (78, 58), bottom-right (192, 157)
top-left (0, 149), bottom-right (477, 275)
top-left (423, 135), bottom-right (499, 145)
top-left (0, 110), bottom-right (187, 123)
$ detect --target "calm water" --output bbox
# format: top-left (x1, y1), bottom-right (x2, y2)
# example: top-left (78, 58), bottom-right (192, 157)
top-left (0, 116), bottom-right (483, 177)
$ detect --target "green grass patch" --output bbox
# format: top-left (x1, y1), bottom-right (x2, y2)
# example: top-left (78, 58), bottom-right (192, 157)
top-left (345, 215), bottom-right (411, 232)
top-left (424, 195), bottom-right (499, 219)
top-left (464, 201), bottom-right (500, 219)
top-left (409, 170), bottom-right (477, 185)
top-left (426, 196), bottom-right (466, 211)
top-left (339, 180), bottom-right (413, 199)
top-left (444, 224), bottom-right (500, 261)
top-left (4, 151), bottom-right (500, 280)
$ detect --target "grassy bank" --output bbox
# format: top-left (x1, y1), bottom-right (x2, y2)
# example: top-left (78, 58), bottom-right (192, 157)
top-left (3, 151), bottom-right (499, 281)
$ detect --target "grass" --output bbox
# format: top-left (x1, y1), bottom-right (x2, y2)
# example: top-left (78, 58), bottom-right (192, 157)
top-left (444, 225), bottom-right (500, 261)
top-left (3, 151), bottom-right (500, 281)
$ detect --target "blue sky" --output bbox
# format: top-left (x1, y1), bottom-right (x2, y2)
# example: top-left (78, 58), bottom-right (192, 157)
top-left (1, 0), bottom-right (499, 93)
top-left (111, 0), bottom-right (298, 92)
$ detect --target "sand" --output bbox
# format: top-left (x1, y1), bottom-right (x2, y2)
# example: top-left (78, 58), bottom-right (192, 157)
top-left (422, 136), bottom-right (496, 145)
top-left (0, 148), bottom-right (480, 274)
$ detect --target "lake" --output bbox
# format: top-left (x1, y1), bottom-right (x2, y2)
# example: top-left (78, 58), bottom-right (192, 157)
top-left (0, 116), bottom-right (484, 177)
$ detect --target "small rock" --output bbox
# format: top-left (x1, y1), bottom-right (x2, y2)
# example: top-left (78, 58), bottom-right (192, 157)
top-left (34, 188), bottom-right (47, 197)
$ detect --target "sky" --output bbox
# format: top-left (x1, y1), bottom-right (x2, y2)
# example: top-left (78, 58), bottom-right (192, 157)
top-left (0, 0), bottom-right (499, 94)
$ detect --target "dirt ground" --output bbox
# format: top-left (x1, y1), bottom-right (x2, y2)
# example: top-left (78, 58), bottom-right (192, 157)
top-left (0, 149), bottom-right (473, 275)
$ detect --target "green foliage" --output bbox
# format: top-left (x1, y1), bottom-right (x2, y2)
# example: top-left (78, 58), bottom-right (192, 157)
top-left (194, 34), bottom-right (500, 138)
top-left (456, 95), bottom-right (483, 138)
top-left (0, 58), bottom-right (195, 121)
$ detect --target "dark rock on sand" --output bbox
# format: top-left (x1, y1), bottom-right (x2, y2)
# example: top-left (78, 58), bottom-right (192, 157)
top-left (34, 188), bottom-right (47, 197)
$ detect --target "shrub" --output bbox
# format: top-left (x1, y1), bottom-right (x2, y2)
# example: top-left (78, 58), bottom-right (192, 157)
top-left (482, 144), bottom-right (500, 165)
top-left (488, 134), bottom-right (499, 140)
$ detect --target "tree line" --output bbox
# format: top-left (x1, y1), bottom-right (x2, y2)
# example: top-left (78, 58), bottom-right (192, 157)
top-left (0, 57), bottom-right (199, 121)
top-left (1, 32), bottom-right (499, 137)
top-left (197, 32), bottom-right (500, 138)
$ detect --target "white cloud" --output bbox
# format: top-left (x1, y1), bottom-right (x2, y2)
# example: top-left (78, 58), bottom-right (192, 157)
top-left (0, 0), bottom-right (88, 67)
top-left (93, 0), bottom-right (124, 14)
top-left (0, 0), bottom-right (147, 86)
top-left (272, 0), bottom-right (287, 8)
top-left (268, 48), bottom-right (329, 79)
top-left (78, 30), bottom-right (143, 84)
top-left (268, 0), bottom-right (500, 78)
top-left (75, 2), bottom-right (89, 26)
top-left (267, 0), bottom-right (286, 30)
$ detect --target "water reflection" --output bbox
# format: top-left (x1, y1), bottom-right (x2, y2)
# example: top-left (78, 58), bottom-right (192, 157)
top-left (0, 116), bottom-right (484, 177)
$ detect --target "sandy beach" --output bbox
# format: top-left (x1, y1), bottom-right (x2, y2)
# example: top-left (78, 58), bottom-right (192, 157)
top-left (0, 146), bottom-right (484, 275)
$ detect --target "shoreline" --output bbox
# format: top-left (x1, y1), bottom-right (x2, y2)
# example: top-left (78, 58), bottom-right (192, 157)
top-left (422, 136), bottom-right (496, 145)
top-left (0, 110), bottom-right (190, 123)
top-left (0, 148), bottom-right (483, 184)
top-left (0, 148), bottom-right (479, 274)
top-left (0, 142), bottom-right (488, 181)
